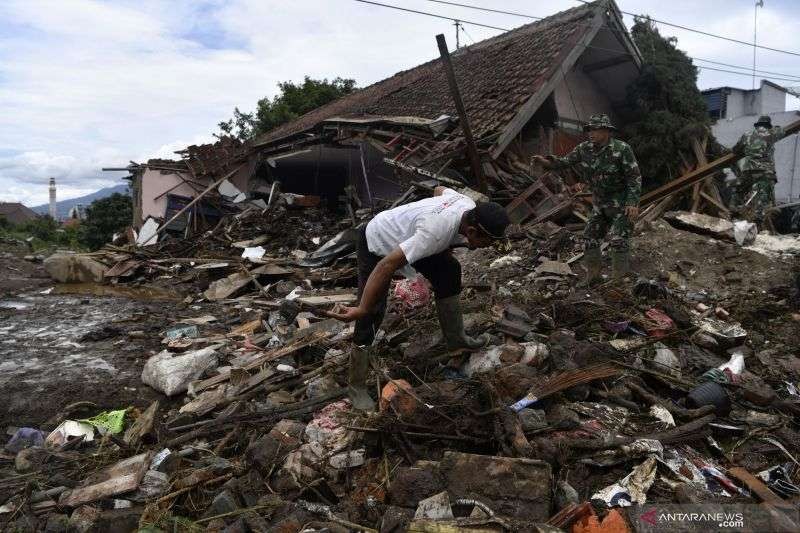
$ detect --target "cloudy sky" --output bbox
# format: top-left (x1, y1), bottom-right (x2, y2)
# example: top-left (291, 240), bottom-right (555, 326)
top-left (1, 0), bottom-right (798, 206)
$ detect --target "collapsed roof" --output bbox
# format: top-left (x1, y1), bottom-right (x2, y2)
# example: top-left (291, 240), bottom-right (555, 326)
top-left (254, 0), bottom-right (641, 159)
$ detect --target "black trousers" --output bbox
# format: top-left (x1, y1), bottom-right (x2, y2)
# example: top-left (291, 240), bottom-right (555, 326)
top-left (354, 225), bottom-right (461, 346)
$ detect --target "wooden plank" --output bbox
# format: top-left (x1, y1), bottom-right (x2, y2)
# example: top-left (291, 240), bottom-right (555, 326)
top-left (296, 293), bottom-right (357, 306)
top-left (59, 452), bottom-right (152, 508)
top-left (728, 466), bottom-right (790, 508)
top-left (124, 400), bottom-right (159, 446)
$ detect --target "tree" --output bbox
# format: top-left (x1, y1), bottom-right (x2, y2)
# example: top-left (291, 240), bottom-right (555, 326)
top-left (623, 17), bottom-right (713, 189)
top-left (79, 193), bottom-right (132, 251)
top-left (217, 76), bottom-right (357, 140)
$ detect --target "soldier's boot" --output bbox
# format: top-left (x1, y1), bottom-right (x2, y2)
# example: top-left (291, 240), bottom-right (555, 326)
top-left (347, 345), bottom-right (376, 411)
top-left (435, 295), bottom-right (490, 350)
top-left (577, 247), bottom-right (603, 288)
top-left (611, 249), bottom-right (632, 279)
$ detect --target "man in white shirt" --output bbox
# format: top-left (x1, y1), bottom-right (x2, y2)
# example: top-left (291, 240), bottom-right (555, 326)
top-left (330, 186), bottom-right (510, 410)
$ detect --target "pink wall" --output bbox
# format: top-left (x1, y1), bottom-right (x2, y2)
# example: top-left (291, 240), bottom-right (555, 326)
top-left (139, 165), bottom-right (253, 223)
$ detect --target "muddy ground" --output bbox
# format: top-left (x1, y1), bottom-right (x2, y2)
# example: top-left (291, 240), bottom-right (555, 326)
top-left (0, 248), bottom-right (229, 430)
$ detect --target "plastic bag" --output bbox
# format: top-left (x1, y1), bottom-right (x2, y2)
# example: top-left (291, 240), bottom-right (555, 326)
top-left (79, 409), bottom-right (129, 434)
top-left (141, 348), bottom-right (218, 396)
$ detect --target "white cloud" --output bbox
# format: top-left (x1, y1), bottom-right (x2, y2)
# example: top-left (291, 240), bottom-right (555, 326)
top-left (1, 0), bottom-right (798, 206)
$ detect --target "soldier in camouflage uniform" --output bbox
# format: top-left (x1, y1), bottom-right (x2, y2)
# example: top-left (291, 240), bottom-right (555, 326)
top-left (733, 115), bottom-right (785, 227)
top-left (533, 114), bottom-right (642, 285)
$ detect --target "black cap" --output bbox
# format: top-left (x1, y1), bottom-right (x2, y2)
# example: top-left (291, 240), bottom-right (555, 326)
top-left (473, 201), bottom-right (510, 239)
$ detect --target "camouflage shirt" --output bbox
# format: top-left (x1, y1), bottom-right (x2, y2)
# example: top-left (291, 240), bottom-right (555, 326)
top-left (734, 125), bottom-right (784, 173)
top-left (549, 138), bottom-right (642, 207)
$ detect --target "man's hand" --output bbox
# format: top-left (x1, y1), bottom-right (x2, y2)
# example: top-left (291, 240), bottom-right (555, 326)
top-left (571, 183), bottom-right (585, 193)
top-left (328, 305), bottom-right (368, 323)
top-left (624, 205), bottom-right (640, 219)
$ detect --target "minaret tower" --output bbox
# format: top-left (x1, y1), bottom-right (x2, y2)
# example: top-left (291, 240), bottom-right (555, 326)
top-left (48, 177), bottom-right (57, 220)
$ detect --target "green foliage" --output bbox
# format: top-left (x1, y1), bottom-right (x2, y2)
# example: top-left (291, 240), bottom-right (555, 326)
top-left (217, 76), bottom-right (357, 140)
top-left (79, 193), bottom-right (133, 251)
top-left (0, 215), bottom-right (82, 250)
top-left (623, 17), bottom-right (712, 188)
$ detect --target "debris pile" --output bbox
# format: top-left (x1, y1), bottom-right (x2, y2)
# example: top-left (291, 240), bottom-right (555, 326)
top-left (4, 189), bottom-right (800, 532)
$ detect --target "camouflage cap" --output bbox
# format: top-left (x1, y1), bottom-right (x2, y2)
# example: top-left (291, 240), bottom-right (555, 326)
top-left (754, 115), bottom-right (772, 127)
top-left (583, 114), bottom-right (617, 132)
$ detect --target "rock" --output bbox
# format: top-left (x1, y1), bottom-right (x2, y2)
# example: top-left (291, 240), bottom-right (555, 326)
top-left (43, 513), bottom-right (70, 533)
top-left (498, 342), bottom-right (525, 364)
top-left (329, 449), bottom-right (366, 469)
top-left (379, 379), bottom-right (418, 416)
top-left (546, 404), bottom-right (580, 430)
top-left (554, 480), bottom-right (580, 510)
top-left (305, 375), bottom-right (339, 399)
top-left (494, 363), bottom-right (538, 400)
top-left (88, 508), bottom-right (143, 533)
top-left (388, 466), bottom-right (445, 508)
top-left (414, 491), bottom-right (453, 520)
top-left (69, 506), bottom-right (101, 533)
top-left (520, 341), bottom-right (549, 366)
top-left (203, 490), bottom-right (239, 519)
top-left (664, 211), bottom-right (734, 241)
top-left (463, 346), bottom-right (503, 377)
top-left (440, 451), bottom-right (552, 522)
top-left (43, 254), bottom-right (106, 283)
top-left (245, 428), bottom-right (302, 473)
top-left (380, 505), bottom-right (414, 533)
top-left (15, 446), bottom-right (48, 473)
top-left (518, 408), bottom-right (547, 432)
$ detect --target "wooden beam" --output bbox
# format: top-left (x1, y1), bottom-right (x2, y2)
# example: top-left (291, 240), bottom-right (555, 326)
top-left (436, 33), bottom-right (486, 193)
top-left (641, 119), bottom-right (800, 207)
top-left (582, 54), bottom-right (630, 73)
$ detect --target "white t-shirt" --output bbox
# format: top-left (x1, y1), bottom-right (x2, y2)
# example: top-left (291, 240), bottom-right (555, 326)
top-left (365, 188), bottom-right (475, 264)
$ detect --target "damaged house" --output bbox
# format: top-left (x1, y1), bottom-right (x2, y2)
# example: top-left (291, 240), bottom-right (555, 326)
top-left (112, 0), bottom-right (642, 235)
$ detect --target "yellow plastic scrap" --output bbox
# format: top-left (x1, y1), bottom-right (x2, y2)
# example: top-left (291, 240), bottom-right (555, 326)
top-left (79, 408), bottom-right (129, 434)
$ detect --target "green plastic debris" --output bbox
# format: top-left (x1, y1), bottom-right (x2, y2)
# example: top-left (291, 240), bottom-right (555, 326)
top-left (79, 408), bottom-right (129, 434)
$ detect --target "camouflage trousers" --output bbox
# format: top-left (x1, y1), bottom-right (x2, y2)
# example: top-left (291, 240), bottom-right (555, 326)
top-left (735, 171), bottom-right (776, 223)
top-left (584, 205), bottom-right (632, 251)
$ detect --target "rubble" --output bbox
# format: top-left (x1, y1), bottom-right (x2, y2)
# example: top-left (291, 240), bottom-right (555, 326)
top-left (3, 162), bottom-right (800, 532)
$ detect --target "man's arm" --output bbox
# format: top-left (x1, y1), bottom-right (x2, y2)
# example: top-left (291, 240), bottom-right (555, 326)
top-left (732, 133), bottom-right (747, 156)
top-left (532, 144), bottom-right (583, 171)
top-left (329, 248), bottom-right (408, 323)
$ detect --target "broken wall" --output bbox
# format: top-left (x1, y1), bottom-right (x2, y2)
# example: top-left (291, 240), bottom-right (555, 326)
top-left (138, 165), bottom-right (252, 226)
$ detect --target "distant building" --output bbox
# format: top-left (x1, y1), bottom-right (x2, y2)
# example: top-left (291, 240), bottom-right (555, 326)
top-left (703, 80), bottom-right (800, 202)
top-left (67, 204), bottom-right (86, 221)
top-left (0, 202), bottom-right (39, 225)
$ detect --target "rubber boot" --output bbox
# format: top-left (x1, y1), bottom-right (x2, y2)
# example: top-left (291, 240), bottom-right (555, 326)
top-left (611, 249), bottom-right (631, 279)
top-left (435, 295), bottom-right (490, 350)
top-left (577, 247), bottom-right (602, 288)
top-left (347, 345), bottom-right (376, 411)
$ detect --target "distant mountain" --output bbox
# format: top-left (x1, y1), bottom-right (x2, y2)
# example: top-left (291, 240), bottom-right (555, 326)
top-left (31, 184), bottom-right (129, 219)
